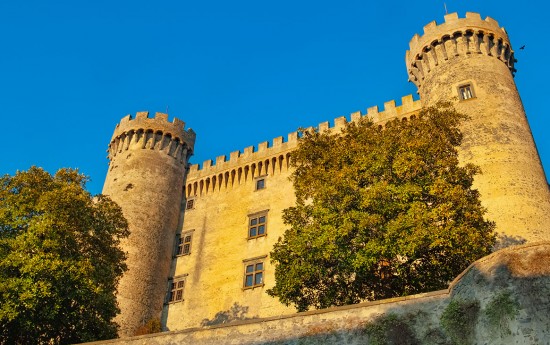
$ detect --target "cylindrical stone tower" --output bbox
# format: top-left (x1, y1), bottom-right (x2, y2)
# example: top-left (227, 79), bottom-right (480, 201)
top-left (103, 111), bottom-right (195, 337)
top-left (406, 12), bottom-right (550, 243)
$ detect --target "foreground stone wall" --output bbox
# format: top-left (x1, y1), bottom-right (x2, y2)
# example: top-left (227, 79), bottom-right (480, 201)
top-left (86, 242), bottom-right (550, 345)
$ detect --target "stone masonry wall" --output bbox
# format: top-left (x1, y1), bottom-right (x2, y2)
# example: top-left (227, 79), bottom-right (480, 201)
top-left (85, 242), bottom-right (550, 345)
top-left (406, 12), bottom-right (550, 243)
top-left (166, 95), bottom-right (423, 331)
top-left (103, 112), bottom-right (196, 336)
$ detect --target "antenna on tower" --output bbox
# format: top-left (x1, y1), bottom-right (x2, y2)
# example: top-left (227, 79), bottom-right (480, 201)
top-left (444, 3), bottom-right (448, 14)
top-left (166, 106), bottom-right (169, 114)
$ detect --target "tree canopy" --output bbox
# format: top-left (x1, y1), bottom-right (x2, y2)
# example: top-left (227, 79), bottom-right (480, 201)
top-left (0, 167), bottom-right (129, 344)
top-left (267, 104), bottom-right (496, 312)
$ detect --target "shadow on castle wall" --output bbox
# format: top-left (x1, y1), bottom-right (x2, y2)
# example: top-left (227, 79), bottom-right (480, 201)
top-left (494, 233), bottom-right (526, 251)
top-left (200, 303), bottom-right (257, 327)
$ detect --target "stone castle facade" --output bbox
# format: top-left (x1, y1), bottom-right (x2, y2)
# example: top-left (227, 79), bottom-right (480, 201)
top-left (101, 12), bottom-right (550, 337)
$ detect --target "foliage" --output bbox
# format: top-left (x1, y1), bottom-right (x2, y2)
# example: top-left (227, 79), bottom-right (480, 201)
top-left (440, 299), bottom-right (480, 345)
top-left (134, 318), bottom-right (162, 336)
top-left (0, 167), bottom-right (129, 344)
top-left (364, 313), bottom-right (419, 345)
top-left (267, 104), bottom-right (495, 311)
top-left (484, 291), bottom-right (519, 335)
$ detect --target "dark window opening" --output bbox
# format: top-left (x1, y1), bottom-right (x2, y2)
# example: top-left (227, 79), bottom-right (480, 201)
top-left (244, 262), bottom-right (264, 288)
top-left (177, 234), bottom-right (192, 256)
top-left (459, 84), bottom-right (475, 100)
top-left (168, 278), bottom-right (185, 303)
top-left (255, 178), bottom-right (265, 190)
top-left (248, 213), bottom-right (267, 239)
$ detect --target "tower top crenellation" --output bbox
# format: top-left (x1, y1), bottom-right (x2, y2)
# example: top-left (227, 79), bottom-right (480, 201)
top-left (406, 12), bottom-right (515, 88)
top-left (408, 12), bottom-right (506, 54)
top-left (111, 111), bottom-right (196, 146)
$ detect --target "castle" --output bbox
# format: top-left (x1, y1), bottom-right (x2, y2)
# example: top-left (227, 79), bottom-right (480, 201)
top-left (101, 12), bottom-right (550, 338)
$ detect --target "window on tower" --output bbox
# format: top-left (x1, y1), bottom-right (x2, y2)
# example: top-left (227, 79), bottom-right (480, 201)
top-left (458, 84), bottom-right (475, 100)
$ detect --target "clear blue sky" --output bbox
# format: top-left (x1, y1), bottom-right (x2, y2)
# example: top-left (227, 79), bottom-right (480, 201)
top-left (1, 1), bottom-right (548, 195)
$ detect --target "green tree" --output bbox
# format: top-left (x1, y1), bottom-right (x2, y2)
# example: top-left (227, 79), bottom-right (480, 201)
top-left (0, 167), bottom-right (129, 344)
top-left (267, 104), bottom-right (495, 312)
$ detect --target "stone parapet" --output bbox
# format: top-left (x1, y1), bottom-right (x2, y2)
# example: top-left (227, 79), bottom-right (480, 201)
top-left (82, 242), bottom-right (550, 345)
top-left (107, 112), bottom-right (195, 164)
top-left (187, 95), bottom-right (422, 181)
top-left (406, 12), bottom-right (515, 87)
top-left (111, 111), bottom-right (195, 144)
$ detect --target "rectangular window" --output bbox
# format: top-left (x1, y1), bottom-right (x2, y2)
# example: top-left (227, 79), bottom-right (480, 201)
top-left (185, 198), bottom-right (195, 210)
top-left (243, 261), bottom-right (264, 288)
top-left (177, 232), bottom-right (193, 256)
top-left (248, 212), bottom-right (267, 239)
top-left (255, 178), bottom-right (266, 190)
top-left (458, 84), bottom-right (474, 100)
top-left (168, 277), bottom-right (186, 303)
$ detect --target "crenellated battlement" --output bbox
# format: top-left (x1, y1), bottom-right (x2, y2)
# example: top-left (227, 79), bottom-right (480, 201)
top-left (187, 131), bottom-right (298, 180)
top-left (187, 95), bottom-right (421, 181)
top-left (111, 111), bottom-right (196, 143)
top-left (406, 12), bottom-right (515, 88)
top-left (107, 112), bottom-right (196, 163)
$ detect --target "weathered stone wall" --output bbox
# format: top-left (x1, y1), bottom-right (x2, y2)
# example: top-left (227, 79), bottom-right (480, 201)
top-left (166, 142), bottom-right (298, 330)
top-left (84, 242), bottom-right (550, 345)
top-left (103, 112), bottom-right (195, 337)
top-left (407, 12), bottom-right (550, 243)
top-left (166, 97), bottom-right (423, 331)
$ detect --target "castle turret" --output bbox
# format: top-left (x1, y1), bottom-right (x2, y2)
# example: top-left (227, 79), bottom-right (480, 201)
top-left (103, 111), bottom-right (195, 336)
top-left (406, 12), bottom-right (550, 243)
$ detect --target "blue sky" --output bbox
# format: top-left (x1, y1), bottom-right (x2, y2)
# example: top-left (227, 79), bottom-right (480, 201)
top-left (1, 1), bottom-right (548, 195)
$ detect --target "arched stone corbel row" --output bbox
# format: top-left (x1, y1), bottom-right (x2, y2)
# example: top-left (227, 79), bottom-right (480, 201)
top-left (107, 129), bottom-right (192, 164)
top-left (408, 30), bottom-right (515, 87)
top-left (185, 153), bottom-right (292, 197)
